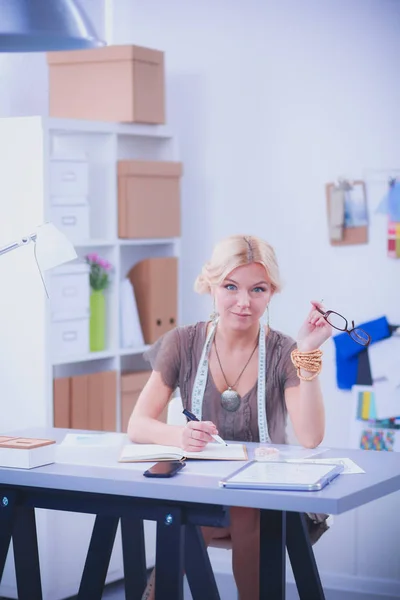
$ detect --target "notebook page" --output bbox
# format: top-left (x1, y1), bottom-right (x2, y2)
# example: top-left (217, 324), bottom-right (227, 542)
top-left (119, 444), bottom-right (184, 462)
top-left (186, 443), bottom-right (247, 460)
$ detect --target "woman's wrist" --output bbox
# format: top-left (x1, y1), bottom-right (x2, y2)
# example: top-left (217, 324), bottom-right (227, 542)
top-left (291, 348), bottom-right (323, 382)
top-left (296, 341), bottom-right (320, 353)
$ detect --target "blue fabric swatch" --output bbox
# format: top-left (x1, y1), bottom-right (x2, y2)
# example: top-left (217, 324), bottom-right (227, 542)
top-left (333, 316), bottom-right (390, 390)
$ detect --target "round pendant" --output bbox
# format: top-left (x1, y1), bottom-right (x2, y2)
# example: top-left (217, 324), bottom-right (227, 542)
top-left (221, 388), bottom-right (241, 412)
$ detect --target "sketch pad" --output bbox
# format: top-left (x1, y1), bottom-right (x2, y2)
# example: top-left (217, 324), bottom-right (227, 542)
top-left (219, 460), bottom-right (343, 491)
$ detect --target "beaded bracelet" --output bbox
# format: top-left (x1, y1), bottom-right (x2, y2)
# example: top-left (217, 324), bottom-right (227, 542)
top-left (290, 348), bottom-right (323, 381)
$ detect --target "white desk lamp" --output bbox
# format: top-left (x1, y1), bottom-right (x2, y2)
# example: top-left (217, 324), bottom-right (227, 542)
top-left (0, 222), bottom-right (77, 296)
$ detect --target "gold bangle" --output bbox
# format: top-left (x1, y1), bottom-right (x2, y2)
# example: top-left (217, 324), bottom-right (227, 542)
top-left (296, 365), bottom-right (322, 381)
top-left (291, 349), bottom-right (323, 381)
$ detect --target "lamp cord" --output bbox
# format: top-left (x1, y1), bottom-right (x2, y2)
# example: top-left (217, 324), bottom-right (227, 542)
top-left (34, 242), bottom-right (49, 299)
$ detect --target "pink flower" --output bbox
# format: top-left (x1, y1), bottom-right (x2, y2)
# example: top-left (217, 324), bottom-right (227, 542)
top-left (98, 258), bottom-right (111, 270)
top-left (86, 252), bottom-right (99, 263)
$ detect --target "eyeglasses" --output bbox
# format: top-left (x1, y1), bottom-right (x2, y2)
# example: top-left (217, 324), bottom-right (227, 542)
top-left (315, 306), bottom-right (371, 347)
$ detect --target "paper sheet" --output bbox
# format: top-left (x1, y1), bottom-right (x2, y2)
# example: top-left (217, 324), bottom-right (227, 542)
top-left (286, 457), bottom-right (365, 474)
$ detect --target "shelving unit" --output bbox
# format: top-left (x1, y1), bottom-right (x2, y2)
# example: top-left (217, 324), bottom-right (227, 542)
top-left (0, 115), bottom-right (181, 600)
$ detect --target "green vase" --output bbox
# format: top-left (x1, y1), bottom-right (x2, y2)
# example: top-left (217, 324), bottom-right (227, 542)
top-left (90, 290), bottom-right (106, 352)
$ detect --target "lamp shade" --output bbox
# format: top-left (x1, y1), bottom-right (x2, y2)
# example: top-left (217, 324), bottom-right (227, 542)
top-left (0, 0), bottom-right (105, 52)
top-left (34, 222), bottom-right (77, 271)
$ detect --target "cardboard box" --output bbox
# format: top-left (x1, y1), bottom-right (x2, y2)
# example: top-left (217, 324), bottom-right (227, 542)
top-left (118, 160), bottom-right (182, 239)
top-left (53, 377), bottom-right (71, 428)
top-left (0, 437), bottom-right (56, 469)
top-left (55, 370), bottom-right (117, 431)
top-left (47, 45), bottom-right (165, 124)
top-left (128, 257), bottom-right (178, 344)
top-left (121, 371), bottom-right (167, 432)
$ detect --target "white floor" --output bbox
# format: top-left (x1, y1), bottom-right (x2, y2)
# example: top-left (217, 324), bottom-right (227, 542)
top-left (90, 578), bottom-right (391, 600)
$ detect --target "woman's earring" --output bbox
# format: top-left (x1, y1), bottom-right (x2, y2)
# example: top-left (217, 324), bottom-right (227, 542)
top-left (210, 298), bottom-right (219, 322)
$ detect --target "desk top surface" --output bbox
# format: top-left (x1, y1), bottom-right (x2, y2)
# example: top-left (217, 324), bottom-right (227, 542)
top-left (0, 427), bottom-right (399, 515)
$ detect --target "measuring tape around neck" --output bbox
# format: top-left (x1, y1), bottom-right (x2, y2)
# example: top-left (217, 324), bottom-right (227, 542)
top-left (191, 320), bottom-right (271, 443)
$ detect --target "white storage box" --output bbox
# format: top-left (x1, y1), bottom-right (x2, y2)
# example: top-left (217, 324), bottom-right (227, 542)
top-left (50, 262), bottom-right (90, 315)
top-left (50, 203), bottom-right (90, 242)
top-left (51, 311), bottom-right (89, 360)
top-left (50, 157), bottom-right (89, 197)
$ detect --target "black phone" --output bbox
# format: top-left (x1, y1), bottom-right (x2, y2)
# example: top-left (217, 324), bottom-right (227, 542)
top-left (143, 460), bottom-right (186, 478)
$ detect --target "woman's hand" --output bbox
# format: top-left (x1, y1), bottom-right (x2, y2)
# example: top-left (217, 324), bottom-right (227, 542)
top-left (180, 420), bottom-right (218, 452)
top-left (296, 300), bottom-right (333, 352)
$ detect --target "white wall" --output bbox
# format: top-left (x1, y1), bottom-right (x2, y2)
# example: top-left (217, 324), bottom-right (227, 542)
top-left (110, 0), bottom-right (400, 445)
top-left (109, 1), bottom-right (400, 596)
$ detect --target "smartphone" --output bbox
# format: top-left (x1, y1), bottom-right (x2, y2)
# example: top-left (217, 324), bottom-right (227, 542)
top-left (143, 460), bottom-right (186, 478)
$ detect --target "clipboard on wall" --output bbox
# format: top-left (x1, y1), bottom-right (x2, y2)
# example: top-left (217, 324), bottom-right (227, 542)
top-left (326, 179), bottom-right (368, 246)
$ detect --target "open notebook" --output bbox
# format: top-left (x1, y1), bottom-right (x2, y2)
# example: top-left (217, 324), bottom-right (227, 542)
top-left (119, 442), bottom-right (248, 463)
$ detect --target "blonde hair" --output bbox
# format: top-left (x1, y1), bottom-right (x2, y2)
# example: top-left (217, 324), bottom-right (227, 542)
top-left (194, 234), bottom-right (282, 294)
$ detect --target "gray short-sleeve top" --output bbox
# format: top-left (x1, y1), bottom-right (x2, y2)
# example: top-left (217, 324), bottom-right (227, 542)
top-left (143, 321), bottom-right (300, 444)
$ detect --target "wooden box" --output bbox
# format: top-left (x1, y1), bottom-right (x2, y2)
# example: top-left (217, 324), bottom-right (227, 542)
top-left (53, 371), bottom-right (117, 431)
top-left (128, 257), bottom-right (178, 344)
top-left (47, 45), bottom-right (165, 124)
top-left (118, 160), bottom-right (182, 239)
top-left (121, 371), bottom-right (168, 433)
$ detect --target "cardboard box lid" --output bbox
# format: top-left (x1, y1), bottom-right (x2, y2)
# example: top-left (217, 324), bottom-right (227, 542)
top-left (47, 44), bottom-right (163, 66)
top-left (118, 160), bottom-right (183, 178)
top-left (0, 437), bottom-right (56, 450)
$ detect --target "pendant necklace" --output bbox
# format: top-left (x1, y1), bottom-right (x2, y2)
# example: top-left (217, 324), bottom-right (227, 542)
top-left (214, 326), bottom-right (259, 412)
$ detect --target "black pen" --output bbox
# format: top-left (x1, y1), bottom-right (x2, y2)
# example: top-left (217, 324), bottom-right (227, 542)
top-left (182, 409), bottom-right (228, 446)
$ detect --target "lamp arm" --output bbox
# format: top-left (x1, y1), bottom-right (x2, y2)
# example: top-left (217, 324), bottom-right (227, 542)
top-left (0, 234), bottom-right (37, 257)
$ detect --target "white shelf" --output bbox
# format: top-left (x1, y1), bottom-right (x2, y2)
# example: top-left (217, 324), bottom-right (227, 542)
top-left (46, 116), bottom-right (174, 139)
top-left (73, 238), bottom-right (179, 248)
top-left (74, 239), bottom-right (116, 247)
top-left (53, 346), bottom-right (152, 365)
top-left (0, 113), bottom-right (180, 600)
top-left (119, 345), bottom-right (150, 356)
top-left (119, 237), bottom-right (179, 246)
top-left (52, 349), bottom-right (117, 365)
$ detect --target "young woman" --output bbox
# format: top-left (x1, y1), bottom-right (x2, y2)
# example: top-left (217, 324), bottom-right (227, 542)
top-left (128, 234), bottom-right (332, 600)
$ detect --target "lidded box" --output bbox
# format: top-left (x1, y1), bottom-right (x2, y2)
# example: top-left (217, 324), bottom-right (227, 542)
top-left (118, 160), bottom-right (182, 239)
top-left (47, 45), bottom-right (165, 124)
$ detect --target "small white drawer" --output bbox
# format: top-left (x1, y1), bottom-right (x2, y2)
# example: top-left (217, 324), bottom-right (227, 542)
top-left (50, 159), bottom-right (89, 197)
top-left (50, 204), bottom-right (90, 242)
top-left (50, 264), bottom-right (90, 314)
top-left (51, 195), bottom-right (88, 207)
top-left (51, 314), bottom-right (89, 360)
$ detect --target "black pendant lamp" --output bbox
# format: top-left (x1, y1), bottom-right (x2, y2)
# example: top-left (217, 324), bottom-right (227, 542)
top-left (0, 0), bottom-right (106, 52)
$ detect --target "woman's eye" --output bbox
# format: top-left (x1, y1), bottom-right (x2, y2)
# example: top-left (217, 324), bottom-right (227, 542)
top-left (253, 286), bottom-right (266, 293)
top-left (224, 284), bottom-right (237, 291)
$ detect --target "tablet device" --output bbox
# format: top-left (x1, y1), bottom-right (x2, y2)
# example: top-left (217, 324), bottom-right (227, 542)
top-left (219, 460), bottom-right (343, 491)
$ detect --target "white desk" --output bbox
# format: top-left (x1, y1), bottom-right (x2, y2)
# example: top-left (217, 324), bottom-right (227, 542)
top-left (1, 427), bottom-right (400, 599)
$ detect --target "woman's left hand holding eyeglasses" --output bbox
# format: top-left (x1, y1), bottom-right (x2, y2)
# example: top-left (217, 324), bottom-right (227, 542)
top-left (296, 300), bottom-right (333, 352)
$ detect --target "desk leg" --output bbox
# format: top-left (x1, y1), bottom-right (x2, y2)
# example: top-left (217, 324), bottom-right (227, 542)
top-left (286, 512), bottom-right (325, 600)
top-left (259, 509), bottom-right (286, 600)
top-left (12, 506), bottom-right (42, 600)
top-left (77, 515), bottom-right (119, 600)
top-left (121, 516), bottom-right (147, 600)
top-left (155, 509), bottom-right (184, 600)
top-left (0, 490), bottom-right (17, 585)
top-left (185, 525), bottom-right (220, 600)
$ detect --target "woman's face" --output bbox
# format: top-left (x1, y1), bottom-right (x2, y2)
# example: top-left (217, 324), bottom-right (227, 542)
top-left (213, 263), bottom-right (273, 330)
